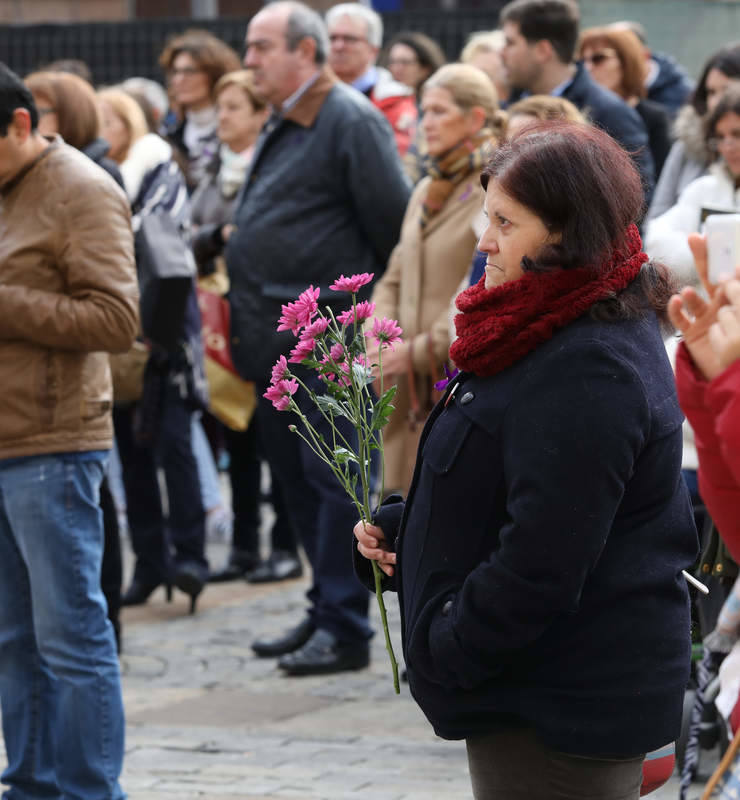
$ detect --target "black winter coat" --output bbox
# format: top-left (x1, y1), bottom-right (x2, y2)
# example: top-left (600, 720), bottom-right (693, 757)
top-left (357, 310), bottom-right (698, 757)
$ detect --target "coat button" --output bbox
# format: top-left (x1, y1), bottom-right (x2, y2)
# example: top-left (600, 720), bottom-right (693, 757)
top-left (460, 392), bottom-right (474, 405)
top-left (442, 599), bottom-right (453, 616)
top-left (232, 336), bottom-right (240, 345)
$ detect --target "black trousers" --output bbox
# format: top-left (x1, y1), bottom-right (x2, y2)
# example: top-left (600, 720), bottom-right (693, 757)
top-left (466, 726), bottom-right (644, 800)
top-left (114, 385), bottom-right (207, 585)
top-left (255, 371), bottom-right (371, 644)
top-left (223, 420), bottom-right (296, 557)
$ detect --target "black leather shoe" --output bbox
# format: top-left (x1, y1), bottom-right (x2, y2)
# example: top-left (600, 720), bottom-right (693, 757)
top-left (208, 550), bottom-right (259, 583)
top-left (277, 629), bottom-right (370, 676)
top-left (121, 579), bottom-right (172, 607)
top-left (252, 617), bottom-right (315, 658)
top-left (246, 550), bottom-right (302, 584)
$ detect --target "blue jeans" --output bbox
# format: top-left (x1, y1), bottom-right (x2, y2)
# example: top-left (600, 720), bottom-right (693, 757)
top-left (0, 451), bottom-right (125, 800)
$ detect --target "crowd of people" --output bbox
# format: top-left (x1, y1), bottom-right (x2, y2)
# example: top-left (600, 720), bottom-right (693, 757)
top-left (1, 0), bottom-right (740, 796)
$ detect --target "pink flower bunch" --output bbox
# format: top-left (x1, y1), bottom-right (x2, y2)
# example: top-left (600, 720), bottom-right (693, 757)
top-left (330, 273), bottom-right (374, 293)
top-left (337, 300), bottom-right (376, 326)
top-left (367, 317), bottom-right (403, 349)
top-left (277, 285), bottom-right (320, 335)
top-left (263, 377), bottom-right (299, 411)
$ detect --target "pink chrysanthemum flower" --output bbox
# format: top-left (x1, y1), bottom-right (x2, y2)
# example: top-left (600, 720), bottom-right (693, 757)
top-left (330, 273), bottom-right (374, 293)
top-left (276, 285), bottom-right (320, 335)
top-left (329, 342), bottom-right (346, 362)
top-left (288, 337), bottom-right (316, 363)
top-left (271, 355), bottom-right (289, 385)
top-left (300, 317), bottom-right (329, 342)
top-left (337, 300), bottom-right (376, 326)
top-left (367, 317), bottom-right (403, 349)
top-left (263, 378), bottom-right (298, 411)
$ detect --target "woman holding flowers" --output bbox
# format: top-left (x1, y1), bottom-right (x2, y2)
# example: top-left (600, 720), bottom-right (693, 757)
top-left (367, 63), bottom-right (506, 495)
top-left (354, 122), bottom-right (698, 799)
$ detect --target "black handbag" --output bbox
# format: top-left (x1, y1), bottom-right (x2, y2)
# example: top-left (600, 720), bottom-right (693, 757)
top-left (135, 210), bottom-right (196, 352)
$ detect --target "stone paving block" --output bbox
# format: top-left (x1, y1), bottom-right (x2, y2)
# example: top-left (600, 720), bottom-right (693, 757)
top-left (128, 687), bottom-right (334, 727)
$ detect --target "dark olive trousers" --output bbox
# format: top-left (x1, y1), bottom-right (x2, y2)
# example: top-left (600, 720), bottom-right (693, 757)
top-left (466, 726), bottom-right (645, 800)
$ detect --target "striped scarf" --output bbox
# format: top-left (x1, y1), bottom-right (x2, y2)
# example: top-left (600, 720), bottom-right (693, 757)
top-left (419, 129), bottom-right (494, 229)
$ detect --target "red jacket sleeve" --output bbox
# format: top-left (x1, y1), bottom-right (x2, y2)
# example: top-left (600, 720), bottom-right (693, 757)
top-left (676, 342), bottom-right (740, 559)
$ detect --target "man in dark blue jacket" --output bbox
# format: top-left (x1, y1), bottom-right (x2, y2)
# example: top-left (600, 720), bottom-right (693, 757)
top-left (227, 0), bottom-right (410, 675)
top-left (500, 0), bottom-right (655, 203)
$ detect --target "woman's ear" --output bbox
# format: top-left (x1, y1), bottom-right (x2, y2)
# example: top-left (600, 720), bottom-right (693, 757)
top-left (468, 105), bottom-right (487, 135)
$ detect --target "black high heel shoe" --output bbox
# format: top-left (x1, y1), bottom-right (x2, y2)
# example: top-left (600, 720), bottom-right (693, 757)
top-left (121, 579), bottom-right (172, 607)
top-left (172, 562), bottom-right (205, 615)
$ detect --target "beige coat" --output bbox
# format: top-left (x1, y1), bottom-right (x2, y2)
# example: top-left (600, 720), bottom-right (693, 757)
top-left (0, 139), bottom-right (138, 459)
top-left (371, 175), bottom-right (483, 493)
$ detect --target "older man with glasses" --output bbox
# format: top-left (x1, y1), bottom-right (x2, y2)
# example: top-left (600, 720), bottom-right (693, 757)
top-left (326, 2), bottom-right (418, 155)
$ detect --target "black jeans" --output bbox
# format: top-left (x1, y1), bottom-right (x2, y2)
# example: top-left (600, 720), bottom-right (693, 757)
top-left (466, 726), bottom-right (644, 800)
top-left (114, 384), bottom-right (207, 585)
top-left (255, 371), bottom-right (371, 643)
top-left (223, 420), bottom-right (296, 557)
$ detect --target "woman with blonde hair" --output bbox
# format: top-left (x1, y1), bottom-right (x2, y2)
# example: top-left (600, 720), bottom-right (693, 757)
top-left (578, 26), bottom-right (672, 177)
top-left (369, 63), bottom-right (505, 494)
top-left (460, 30), bottom-right (509, 103)
top-left (505, 94), bottom-right (586, 136)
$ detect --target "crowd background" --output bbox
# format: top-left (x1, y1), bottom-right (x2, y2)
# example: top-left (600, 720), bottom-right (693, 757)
top-left (3, 0), bottom-right (740, 796)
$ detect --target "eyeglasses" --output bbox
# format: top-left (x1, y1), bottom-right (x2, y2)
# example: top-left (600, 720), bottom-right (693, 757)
top-left (388, 57), bottom-right (419, 67)
top-left (168, 66), bottom-right (205, 78)
top-left (329, 34), bottom-right (366, 46)
top-left (708, 131), bottom-right (740, 152)
top-left (582, 50), bottom-right (617, 67)
top-left (36, 107), bottom-right (56, 117)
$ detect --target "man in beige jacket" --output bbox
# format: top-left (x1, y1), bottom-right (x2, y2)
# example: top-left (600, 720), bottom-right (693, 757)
top-left (0, 63), bottom-right (138, 800)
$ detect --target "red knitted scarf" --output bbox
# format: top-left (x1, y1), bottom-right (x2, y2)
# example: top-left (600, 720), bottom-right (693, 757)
top-left (449, 224), bottom-right (648, 377)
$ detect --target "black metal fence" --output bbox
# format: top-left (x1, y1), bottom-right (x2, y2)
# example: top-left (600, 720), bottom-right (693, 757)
top-left (0, 9), bottom-right (505, 85)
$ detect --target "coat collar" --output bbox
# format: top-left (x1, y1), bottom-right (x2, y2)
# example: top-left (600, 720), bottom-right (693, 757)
top-left (282, 66), bottom-right (338, 128)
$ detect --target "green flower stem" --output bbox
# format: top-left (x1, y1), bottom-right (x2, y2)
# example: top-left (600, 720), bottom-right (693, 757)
top-left (371, 559), bottom-right (400, 694)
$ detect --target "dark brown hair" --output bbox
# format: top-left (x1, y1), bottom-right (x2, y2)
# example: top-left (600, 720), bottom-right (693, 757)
top-left (499, 0), bottom-right (580, 65)
top-left (692, 42), bottom-right (740, 116)
top-left (159, 29), bottom-right (241, 94)
top-left (25, 70), bottom-right (100, 149)
top-left (480, 120), bottom-right (675, 326)
top-left (578, 26), bottom-right (647, 100)
top-left (706, 84), bottom-right (740, 143)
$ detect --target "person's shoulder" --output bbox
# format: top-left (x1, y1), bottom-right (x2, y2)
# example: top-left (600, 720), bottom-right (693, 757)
top-left (325, 81), bottom-right (384, 124)
top-left (47, 141), bottom-right (124, 197)
top-left (567, 66), bottom-right (641, 125)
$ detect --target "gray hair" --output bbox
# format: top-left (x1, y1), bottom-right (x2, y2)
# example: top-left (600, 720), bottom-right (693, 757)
top-left (325, 3), bottom-right (383, 49)
top-left (278, 1), bottom-right (329, 65)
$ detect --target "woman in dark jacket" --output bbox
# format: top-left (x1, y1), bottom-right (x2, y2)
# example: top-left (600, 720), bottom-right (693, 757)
top-left (355, 121), bottom-right (698, 799)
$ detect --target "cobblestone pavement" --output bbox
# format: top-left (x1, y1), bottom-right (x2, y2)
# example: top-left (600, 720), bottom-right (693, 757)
top-left (0, 537), bottom-right (707, 798)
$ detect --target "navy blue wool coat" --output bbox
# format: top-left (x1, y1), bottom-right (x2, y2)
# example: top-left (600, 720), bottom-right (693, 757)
top-left (358, 310), bottom-right (698, 756)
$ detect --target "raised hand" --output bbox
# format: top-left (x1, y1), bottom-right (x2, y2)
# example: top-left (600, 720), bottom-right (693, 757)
top-left (709, 275), bottom-right (740, 371)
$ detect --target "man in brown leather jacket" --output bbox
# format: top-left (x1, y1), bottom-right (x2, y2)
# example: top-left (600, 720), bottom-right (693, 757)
top-left (0, 64), bottom-right (138, 800)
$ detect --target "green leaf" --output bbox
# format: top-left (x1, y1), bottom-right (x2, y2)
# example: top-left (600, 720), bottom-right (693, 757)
top-left (333, 447), bottom-right (359, 466)
top-left (315, 394), bottom-right (351, 420)
top-left (352, 361), bottom-right (374, 387)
